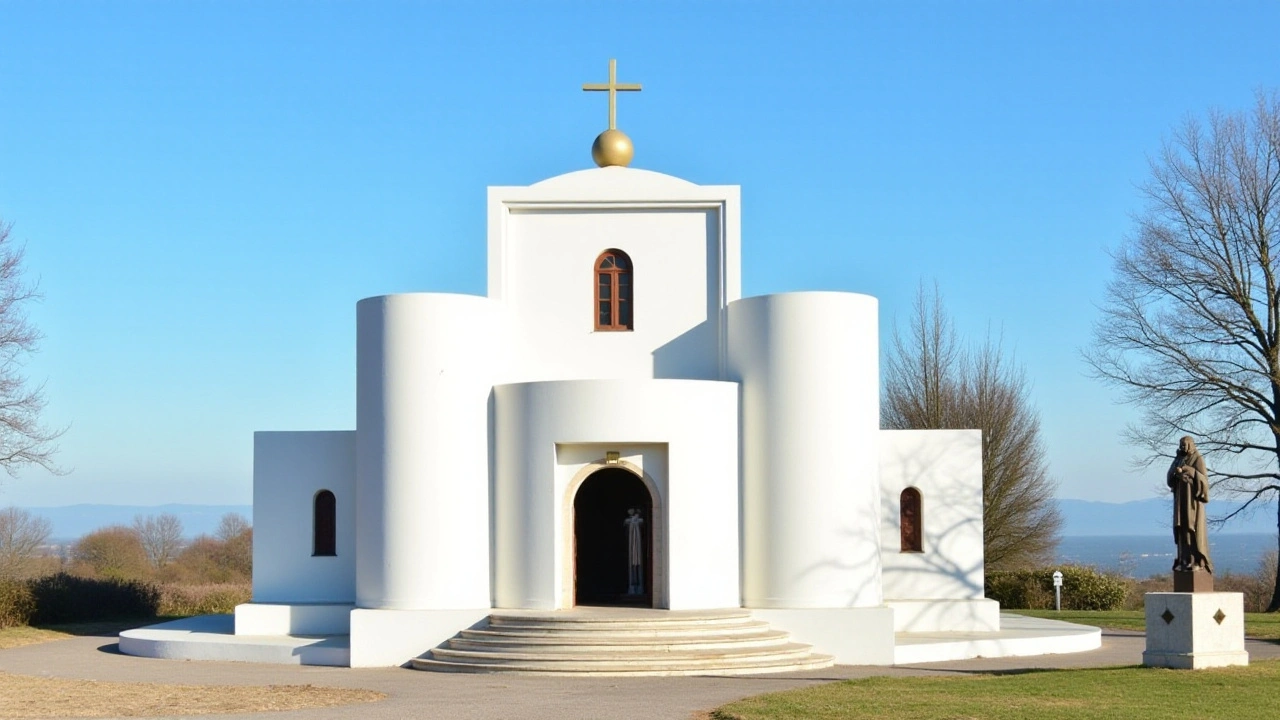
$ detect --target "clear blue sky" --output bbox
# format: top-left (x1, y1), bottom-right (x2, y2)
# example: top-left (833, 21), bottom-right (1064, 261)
top-left (1, 1), bottom-right (1278, 507)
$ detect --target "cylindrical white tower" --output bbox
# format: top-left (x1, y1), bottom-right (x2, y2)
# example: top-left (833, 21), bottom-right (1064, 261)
top-left (355, 293), bottom-right (501, 609)
top-left (728, 292), bottom-right (884, 608)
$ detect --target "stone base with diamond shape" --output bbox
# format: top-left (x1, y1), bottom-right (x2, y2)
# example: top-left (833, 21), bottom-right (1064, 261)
top-left (1143, 592), bottom-right (1248, 669)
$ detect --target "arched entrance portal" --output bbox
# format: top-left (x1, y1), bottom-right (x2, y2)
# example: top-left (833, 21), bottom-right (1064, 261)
top-left (573, 467), bottom-right (653, 606)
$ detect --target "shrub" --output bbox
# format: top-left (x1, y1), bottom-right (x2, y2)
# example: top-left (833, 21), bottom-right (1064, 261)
top-left (69, 526), bottom-right (151, 582)
top-left (169, 527), bottom-right (251, 585)
top-left (0, 579), bottom-right (35, 628)
top-left (158, 583), bottom-right (251, 616)
top-left (986, 565), bottom-right (1128, 611)
top-left (27, 572), bottom-right (160, 624)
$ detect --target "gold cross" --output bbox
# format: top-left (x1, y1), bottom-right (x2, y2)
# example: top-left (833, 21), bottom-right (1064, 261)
top-left (582, 59), bottom-right (641, 131)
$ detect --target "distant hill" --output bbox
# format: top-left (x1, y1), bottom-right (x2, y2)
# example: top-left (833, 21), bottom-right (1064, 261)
top-left (1057, 497), bottom-right (1276, 536)
top-left (18, 504), bottom-right (253, 542)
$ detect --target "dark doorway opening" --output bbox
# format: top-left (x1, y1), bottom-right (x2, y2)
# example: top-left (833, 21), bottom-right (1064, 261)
top-left (574, 467), bottom-right (653, 606)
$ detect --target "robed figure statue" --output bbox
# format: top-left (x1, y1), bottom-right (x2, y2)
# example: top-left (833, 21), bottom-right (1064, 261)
top-left (1167, 436), bottom-right (1213, 574)
top-left (624, 508), bottom-right (644, 596)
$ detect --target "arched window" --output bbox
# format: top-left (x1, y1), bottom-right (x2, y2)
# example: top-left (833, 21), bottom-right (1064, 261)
top-left (900, 487), bottom-right (923, 553)
top-left (314, 490), bottom-right (336, 557)
top-left (595, 249), bottom-right (633, 331)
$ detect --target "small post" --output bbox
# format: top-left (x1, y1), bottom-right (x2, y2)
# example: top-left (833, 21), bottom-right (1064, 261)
top-left (1053, 570), bottom-right (1064, 611)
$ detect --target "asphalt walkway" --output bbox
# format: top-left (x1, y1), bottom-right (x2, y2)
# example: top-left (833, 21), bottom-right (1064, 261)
top-left (1, 628), bottom-right (1277, 720)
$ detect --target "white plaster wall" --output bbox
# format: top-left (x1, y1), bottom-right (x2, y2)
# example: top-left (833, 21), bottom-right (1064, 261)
top-left (878, 429), bottom-right (985, 601)
top-left (492, 378), bottom-right (739, 610)
top-left (234, 602), bottom-right (353, 635)
top-left (355, 293), bottom-right (501, 610)
top-left (349, 608), bottom-right (491, 668)
top-left (488, 167), bottom-right (741, 383)
top-left (252, 431), bottom-right (356, 604)
top-left (727, 292), bottom-right (884, 609)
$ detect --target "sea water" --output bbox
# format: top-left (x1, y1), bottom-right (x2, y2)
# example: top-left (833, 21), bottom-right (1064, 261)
top-left (1055, 534), bottom-right (1275, 578)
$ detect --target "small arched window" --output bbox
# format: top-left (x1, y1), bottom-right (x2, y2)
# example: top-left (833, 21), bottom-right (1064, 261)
top-left (595, 249), bottom-right (633, 331)
top-left (900, 487), bottom-right (923, 553)
top-left (314, 490), bottom-right (336, 557)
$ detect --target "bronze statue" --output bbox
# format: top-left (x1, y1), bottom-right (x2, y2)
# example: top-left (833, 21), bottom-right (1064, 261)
top-left (1167, 436), bottom-right (1212, 573)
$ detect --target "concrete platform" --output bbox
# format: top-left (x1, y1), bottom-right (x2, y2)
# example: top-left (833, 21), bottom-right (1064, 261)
top-left (118, 615), bottom-right (350, 666)
top-left (894, 612), bottom-right (1101, 664)
top-left (118, 610), bottom-right (1100, 669)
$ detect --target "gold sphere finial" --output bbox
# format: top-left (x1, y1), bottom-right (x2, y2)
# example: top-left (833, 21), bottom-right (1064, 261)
top-left (592, 128), bottom-right (634, 167)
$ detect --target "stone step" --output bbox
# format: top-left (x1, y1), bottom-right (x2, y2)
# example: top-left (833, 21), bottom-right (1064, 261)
top-left (473, 620), bottom-right (774, 637)
top-left (429, 642), bottom-right (817, 666)
top-left (452, 629), bottom-right (791, 651)
top-left (486, 610), bottom-right (755, 631)
top-left (412, 652), bottom-right (835, 677)
top-left (413, 608), bottom-right (832, 676)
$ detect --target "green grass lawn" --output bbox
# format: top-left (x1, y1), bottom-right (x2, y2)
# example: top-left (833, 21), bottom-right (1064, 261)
top-left (1015, 608), bottom-right (1280, 639)
top-left (713, 660), bottom-right (1280, 720)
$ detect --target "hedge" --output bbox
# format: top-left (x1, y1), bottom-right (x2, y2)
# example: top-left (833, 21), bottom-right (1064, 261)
top-left (27, 573), bottom-right (161, 624)
top-left (986, 565), bottom-right (1128, 611)
top-left (0, 580), bottom-right (35, 628)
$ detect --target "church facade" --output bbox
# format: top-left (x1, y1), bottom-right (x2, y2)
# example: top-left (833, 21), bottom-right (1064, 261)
top-left (235, 164), bottom-right (998, 667)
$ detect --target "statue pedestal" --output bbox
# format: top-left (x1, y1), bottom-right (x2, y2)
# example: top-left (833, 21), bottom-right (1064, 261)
top-left (1143, 592), bottom-right (1248, 669)
top-left (1173, 569), bottom-right (1213, 592)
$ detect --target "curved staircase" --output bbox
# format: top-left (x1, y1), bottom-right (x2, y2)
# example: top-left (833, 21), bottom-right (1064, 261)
top-left (411, 607), bottom-right (833, 676)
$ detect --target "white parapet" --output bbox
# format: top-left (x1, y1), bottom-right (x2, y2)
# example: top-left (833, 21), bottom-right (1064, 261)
top-left (1144, 592), bottom-right (1249, 669)
top-left (728, 292), bottom-right (884, 609)
top-left (355, 293), bottom-right (501, 611)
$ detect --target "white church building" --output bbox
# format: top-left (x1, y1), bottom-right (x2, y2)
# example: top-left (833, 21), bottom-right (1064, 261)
top-left (120, 63), bottom-right (1099, 672)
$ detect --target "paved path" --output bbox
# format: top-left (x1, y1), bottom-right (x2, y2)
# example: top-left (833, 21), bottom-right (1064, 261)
top-left (2, 629), bottom-right (1278, 720)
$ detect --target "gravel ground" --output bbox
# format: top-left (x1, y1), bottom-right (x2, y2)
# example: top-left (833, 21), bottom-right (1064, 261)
top-left (0, 629), bottom-right (1276, 720)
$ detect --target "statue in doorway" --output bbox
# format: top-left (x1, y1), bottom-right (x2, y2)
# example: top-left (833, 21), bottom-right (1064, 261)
top-left (624, 508), bottom-right (644, 595)
top-left (1167, 436), bottom-right (1213, 574)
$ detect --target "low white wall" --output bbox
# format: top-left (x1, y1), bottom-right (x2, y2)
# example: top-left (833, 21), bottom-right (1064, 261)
top-left (252, 431), bottom-right (356, 604)
top-left (750, 608), bottom-right (895, 666)
top-left (887, 599), bottom-right (1000, 633)
top-left (234, 603), bottom-right (354, 635)
top-left (349, 608), bottom-right (491, 667)
top-left (879, 429), bottom-right (985, 602)
top-left (492, 378), bottom-right (740, 611)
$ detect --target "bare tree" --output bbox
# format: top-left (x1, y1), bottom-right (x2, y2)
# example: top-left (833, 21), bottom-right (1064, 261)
top-left (0, 506), bottom-right (52, 579)
top-left (215, 513), bottom-right (252, 580)
top-left (132, 513), bottom-right (184, 569)
top-left (0, 221), bottom-right (62, 476)
top-left (215, 513), bottom-right (250, 543)
top-left (885, 284), bottom-right (1063, 570)
top-left (1086, 90), bottom-right (1280, 610)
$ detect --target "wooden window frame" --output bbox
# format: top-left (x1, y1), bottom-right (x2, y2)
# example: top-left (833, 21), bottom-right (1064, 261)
top-left (594, 249), bottom-right (633, 331)
top-left (900, 487), bottom-right (923, 553)
top-left (314, 489), bottom-right (337, 557)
